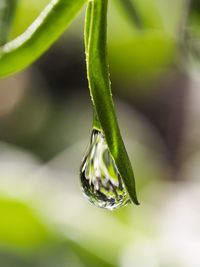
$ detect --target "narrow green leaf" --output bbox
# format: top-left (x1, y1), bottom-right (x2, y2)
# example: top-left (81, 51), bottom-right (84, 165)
top-left (85, 0), bottom-right (139, 205)
top-left (85, 0), bottom-right (101, 130)
top-left (0, 0), bottom-right (18, 45)
top-left (115, 0), bottom-right (143, 29)
top-left (84, 0), bottom-right (93, 52)
top-left (0, 0), bottom-right (86, 78)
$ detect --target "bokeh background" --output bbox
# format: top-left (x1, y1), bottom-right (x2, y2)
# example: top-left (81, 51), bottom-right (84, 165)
top-left (0, 0), bottom-right (200, 266)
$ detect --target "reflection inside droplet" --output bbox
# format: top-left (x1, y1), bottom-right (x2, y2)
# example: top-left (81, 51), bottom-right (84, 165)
top-left (80, 129), bottom-right (130, 210)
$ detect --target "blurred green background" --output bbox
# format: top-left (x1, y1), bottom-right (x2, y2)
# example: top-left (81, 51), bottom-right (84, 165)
top-left (0, 0), bottom-right (200, 266)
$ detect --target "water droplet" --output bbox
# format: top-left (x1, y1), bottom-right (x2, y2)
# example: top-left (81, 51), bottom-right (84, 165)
top-left (80, 129), bottom-right (131, 210)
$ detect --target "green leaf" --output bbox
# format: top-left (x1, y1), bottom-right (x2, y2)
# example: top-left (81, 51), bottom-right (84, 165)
top-left (0, 0), bottom-right (18, 45)
top-left (85, 0), bottom-right (139, 205)
top-left (0, 0), bottom-right (86, 78)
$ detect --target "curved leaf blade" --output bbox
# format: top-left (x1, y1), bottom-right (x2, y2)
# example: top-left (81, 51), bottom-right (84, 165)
top-left (85, 0), bottom-right (139, 205)
top-left (0, 0), bottom-right (86, 78)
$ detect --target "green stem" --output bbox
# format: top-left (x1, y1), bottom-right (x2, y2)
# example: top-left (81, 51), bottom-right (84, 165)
top-left (0, 0), bottom-right (86, 78)
top-left (85, 0), bottom-right (139, 205)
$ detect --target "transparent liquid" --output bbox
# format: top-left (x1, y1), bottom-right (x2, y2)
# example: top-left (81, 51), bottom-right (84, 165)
top-left (80, 130), bottom-right (130, 210)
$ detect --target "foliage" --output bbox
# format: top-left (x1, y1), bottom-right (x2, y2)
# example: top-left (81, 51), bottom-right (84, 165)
top-left (0, 0), bottom-right (140, 204)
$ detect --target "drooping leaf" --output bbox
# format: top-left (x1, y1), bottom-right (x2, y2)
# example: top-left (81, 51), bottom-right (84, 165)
top-left (85, 0), bottom-right (139, 205)
top-left (0, 0), bottom-right (86, 78)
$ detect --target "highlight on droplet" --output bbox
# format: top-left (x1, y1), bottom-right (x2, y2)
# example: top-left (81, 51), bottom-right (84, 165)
top-left (80, 129), bottom-right (131, 210)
